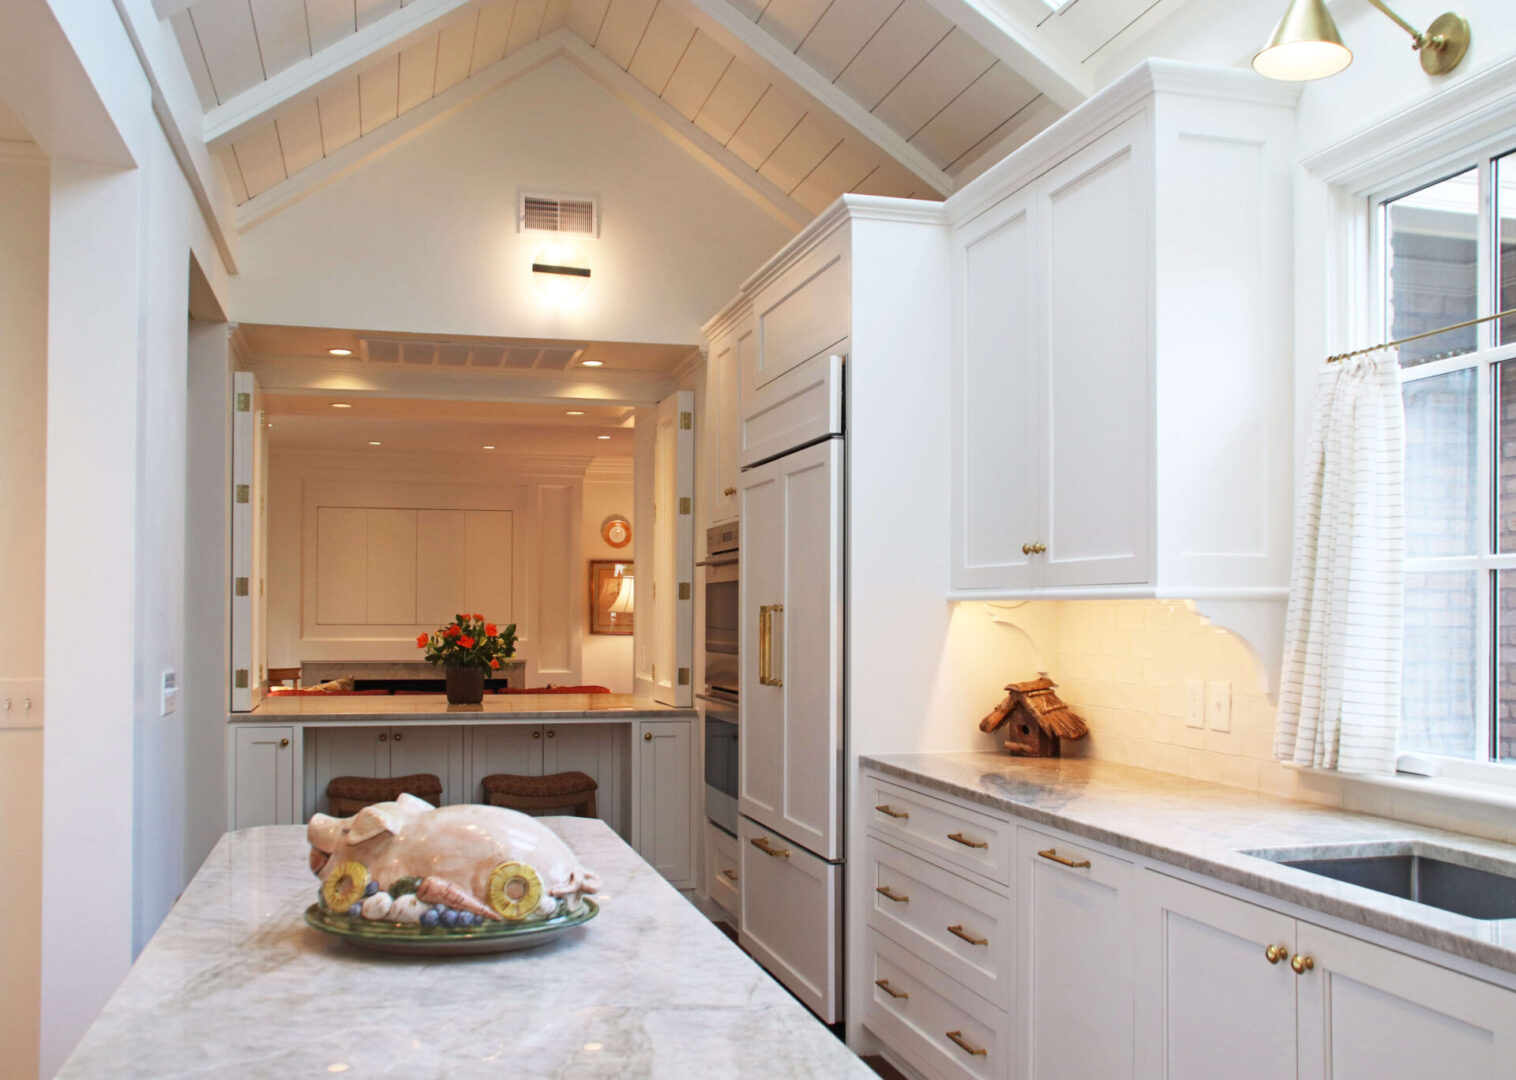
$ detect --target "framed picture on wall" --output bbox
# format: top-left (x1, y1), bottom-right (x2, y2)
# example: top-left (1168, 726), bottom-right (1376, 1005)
top-left (589, 560), bottom-right (634, 635)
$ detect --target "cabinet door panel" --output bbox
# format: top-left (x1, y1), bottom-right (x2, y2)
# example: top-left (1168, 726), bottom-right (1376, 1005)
top-left (543, 723), bottom-right (623, 836)
top-left (705, 319), bottom-right (746, 526)
top-left (233, 726), bottom-right (295, 828)
top-left (387, 725), bottom-right (464, 806)
top-left (739, 815), bottom-right (840, 1023)
top-left (1041, 115), bottom-right (1151, 587)
top-left (1019, 826), bottom-right (1133, 1080)
top-left (747, 231), bottom-right (848, 397)
top-left (467, 725), bottom-right (542, 803)
top-left (739, 439), bottom-right (843, 859)
top-left (633, 719), bottom-right (693, 885)
top-left (1136, 871), bottom-right (1296, 1080)
top-left (310, 726), bottom-right (390, 814)
top-left (953, 190), bottom-right (1042, 590)
top-left (1296, 924), bottom-right (1516, 1080)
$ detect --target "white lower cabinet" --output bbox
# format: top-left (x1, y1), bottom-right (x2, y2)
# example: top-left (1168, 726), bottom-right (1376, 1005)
top-left (232, 726), bottom-right (295, 828)
top-left (705, 821), bottom-right (740, 919)
top-left (632, 719), bottom-right (695, 887)
top-left (739, 814), bottom-right (841, 1022)
top-left (308, 725), bottom-right (465, 813)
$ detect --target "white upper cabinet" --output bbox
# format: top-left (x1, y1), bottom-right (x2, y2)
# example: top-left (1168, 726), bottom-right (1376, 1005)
top-left (703, 311), bottom-right (748, 527)
top-left (948, 63), bottom-right (1299, 600)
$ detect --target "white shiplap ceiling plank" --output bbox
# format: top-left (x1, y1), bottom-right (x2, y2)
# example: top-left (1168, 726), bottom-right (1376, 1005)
top-left (661, 29), bottom-right (731, 120)
top-left (397, 34), bottom-right (441, 112)
top-left (908, 59), bottom-right (1036, 167)
top-left (318, 77), bottom-right (364, 152)
top-left (471, 0), bottom-right (517, 72)
top-left (217, 144), bottom-right (251, 202)
top-left (757, 108), bottom-right (842, 192)
top-left (433, 8), bottom-right (481, 92)
top-left (565, 0), bottom-right (613, 42)
top-left (250, 0), bottom-right (314, 76)
top-left (754, 0), bottom-right (828, 53)
top-left (305, 0), bottom-right (358, 52)
top-left (691, 56), bottom-right (767, 144)
top-left (232, 122), bottom-right (289, 195)
top-left (790, 136), bottom-right (875, 212)
top-left (872, 26), bottom-right (991, 138)
top-left (596, 0), bottom-right (659, 69)
top-left (171, 10), bottom-right (221, 110)
top-left (726, 85), bottom-right (803, 169)
top-left (357, 0), bottom-right (403, 30)
top-left (540, 0), bottom-right (573, 32)
top-left (915, 0), bottom-right (1087, 108)
top-left (628, 5), bottom-right (696, 95)
top-left (358, 54), bottom-right (402, 132)
top-left (508, 0), bottom-right (552, 50)
top-left (191, 0), bottom-right (269, 102)
top-left (794, 0), bottom-right (897, 81)
top-left (725, 0), bottom-right (765, 20)
top-left (833, 0), bottom-right (950, 111)
top-left (946, 90), bottom-right (1059, 181)
top-left (275, 97), bottom-right (326, 173)
top-left (851, 155), bottom-right (919, 197)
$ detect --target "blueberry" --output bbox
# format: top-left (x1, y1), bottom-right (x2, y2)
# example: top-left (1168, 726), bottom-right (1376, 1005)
top-left (420, 908), bottom-right (440, 928)
top-left (348, 903), bottom-right (363, 918)
top-left (440, 909), bottom-right (459, 928)
top-left (364, 881), bottom-right (379, 897)
top-left (458, 912), bottom-right (475, 928)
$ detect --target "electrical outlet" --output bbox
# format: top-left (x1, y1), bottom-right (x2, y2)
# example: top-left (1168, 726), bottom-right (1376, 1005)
top-left (1185, 680), bottom-right (1205, 729)
top-left (1206, 680), bottom-right (1231, 733)
top-left (162, 671), bottom-right (178, 717)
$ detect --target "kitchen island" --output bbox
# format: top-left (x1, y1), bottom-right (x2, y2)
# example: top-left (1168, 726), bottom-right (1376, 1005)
top-left (57, 818), bottom-right (870, 1079)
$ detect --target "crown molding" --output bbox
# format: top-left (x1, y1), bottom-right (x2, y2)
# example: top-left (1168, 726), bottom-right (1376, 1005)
top-left (271, 447), bottom-right (597, 478)
top-left (585, 458), bottom-right (635, 481)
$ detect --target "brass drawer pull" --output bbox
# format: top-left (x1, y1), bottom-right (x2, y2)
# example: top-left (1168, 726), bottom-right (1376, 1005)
top-left (875, 885), bottom-right (909, 903)
top-left (750, 836), bottom-right (790, 858)
top-left (719, 868), bottom-right (738, 882)
top-left (1291, 954), bottom-right (1315, 975)
top-left (1265, 944), bottom-right (1288, 965)
top-left (875, 804), bottom-right (909, 819)
top-left (946, 1031), bottom-right (988, 1057)
top-left (758, 604), bottom-right (784, 687)
top-left (947, 924), bottom-right (988, 946)
top-left (947, 831), bottom-right (988, 850)
top-left (874, 979), bottom-right (908, 1000)
top-left (1037, 848), bottom-right (1090, 869)
top-left (723, 486), bottom-right (737, 496)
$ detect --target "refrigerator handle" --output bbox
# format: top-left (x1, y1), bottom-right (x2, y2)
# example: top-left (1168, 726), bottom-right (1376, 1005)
top-left (759, 604), bottom-right (785, 687)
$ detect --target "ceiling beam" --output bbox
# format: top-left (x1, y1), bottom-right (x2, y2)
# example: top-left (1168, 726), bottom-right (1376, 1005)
top-left (204, 0), bottom-right (481, 149)
top-left (557, 35), bottom-right (809, 232)
top-left (655, 0), bottom-right (955, 198)
top-left (920, 0), bottom-right (1090, 111)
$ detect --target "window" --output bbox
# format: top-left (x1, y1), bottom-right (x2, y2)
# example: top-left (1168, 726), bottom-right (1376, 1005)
top-left (1390, 147), bottom-right (1516, 772)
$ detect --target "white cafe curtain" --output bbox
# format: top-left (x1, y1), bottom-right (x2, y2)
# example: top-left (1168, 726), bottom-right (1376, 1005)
top-left (1274, 352), bottom-right (1405, 774)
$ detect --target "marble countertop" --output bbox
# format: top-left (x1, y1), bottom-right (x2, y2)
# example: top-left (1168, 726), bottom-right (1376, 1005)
top-left (862, 752), bottom-right (1516, 975)
top-left (58, 819), bottom-right (869, 1079)
top-left (240, 693), bottom-right (694, 723)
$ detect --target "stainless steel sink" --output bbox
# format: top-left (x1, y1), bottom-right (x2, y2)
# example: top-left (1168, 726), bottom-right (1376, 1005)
top-left (1244, 845), bottom-right (1516, 921)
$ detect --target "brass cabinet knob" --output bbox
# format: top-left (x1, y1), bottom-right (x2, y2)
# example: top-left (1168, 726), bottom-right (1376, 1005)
top-left (378, 733), bottom-right (388, 742)
top-left (279, 737), bottom-right (290, 748)
top-left (1022, 542), bottom-right (1034, 555)
top-left (392, 732), bottom-right (402, 742)
top-left (723, 486), bottom-right (737, 496)
top-left (1031, 542), bottom-right (1046, 554)
top-left (1265, 944), bottom-right (1288, 964)
top-left (1290, 954), bottom-right (1314, 975)
top-left (644, 731), bottom-right (653, 740)
top-left (546, 730), bottom-right (555, 738)
top-left (533, 730), bottom-right (541, 739)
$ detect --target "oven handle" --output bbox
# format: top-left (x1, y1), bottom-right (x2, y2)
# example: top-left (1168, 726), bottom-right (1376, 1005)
top-left (696, 554), bottom-right (739, 567)
top-left (696, 691), bottom-right (739, 707)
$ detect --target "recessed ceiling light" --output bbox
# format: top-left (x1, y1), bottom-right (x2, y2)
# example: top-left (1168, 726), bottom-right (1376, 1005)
top-left (596, 434), bottom-right (612, 440)
top-left (581, 360), bottom-right (604, 368)
top-left (331, 402), bottom-right (352, 409)
top-left (566, 410), bottom-right (586, 416)
top-left (367, 440), bottom-right (382, 446)
top-left (328, 348), bottom-right (353, 356)
top-left (482, 445), bottom-right (496, 450)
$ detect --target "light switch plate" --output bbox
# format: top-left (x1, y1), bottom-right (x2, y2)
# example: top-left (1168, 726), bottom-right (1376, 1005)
top-left (1206, 680), bottom-right (1231, 733)
top-left (162, 670), bottom-right (178, 717)
top-left (1185, 680), bottom-right (1205, 729)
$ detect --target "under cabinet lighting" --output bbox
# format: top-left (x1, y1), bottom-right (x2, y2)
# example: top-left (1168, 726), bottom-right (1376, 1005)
top-left (566, 410), bottom-right (586, 415)
top-left (482, 445), bottom-right (496, 450)
top-left (596, 434), bottom-right (611, 440)
top-left (367, 441), bottom-right (382, 446)
top-left (581, 360), bottom-right (604, 368)
top-left (331, 402), bottom-right (352, 409)
top-left (328, 348), bottom-right (353, 356)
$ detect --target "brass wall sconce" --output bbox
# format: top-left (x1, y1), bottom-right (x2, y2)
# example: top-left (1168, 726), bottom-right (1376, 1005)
top-left (1253, 0), bottom-right (1471, 81)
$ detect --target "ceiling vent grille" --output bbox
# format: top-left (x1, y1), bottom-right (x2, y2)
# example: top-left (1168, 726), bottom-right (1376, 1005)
top-left (520, 194), bottom-right (598, 236)
top-left (358, 338), bottom-right (585, 372)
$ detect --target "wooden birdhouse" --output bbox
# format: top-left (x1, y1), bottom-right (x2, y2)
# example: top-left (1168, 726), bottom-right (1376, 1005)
top-left (979, 677), bottom-right (1089, 757)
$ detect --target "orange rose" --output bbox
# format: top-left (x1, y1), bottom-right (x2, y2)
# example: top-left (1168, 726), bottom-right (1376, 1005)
top-left (472, 612), bottom-right (483, 621)
top-left (459, 636), bottom-right (475, 649)
top-left (444, 625), bottom-right (460, 638)
top-left (416, 633), bottom-right (429, 648)
top-left (490, 659), bottom-right (501, 670)
top-left (485, 623), bottom-right (498, 636)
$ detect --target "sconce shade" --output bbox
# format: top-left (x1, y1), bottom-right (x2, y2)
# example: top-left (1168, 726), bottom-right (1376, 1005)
top-left (610, 575), bottom-right (635, 616)
top-left (1253, 0), bottom-right (1353, 81)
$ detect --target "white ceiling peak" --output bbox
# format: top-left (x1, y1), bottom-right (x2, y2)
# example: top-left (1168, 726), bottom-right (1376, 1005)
top-left (920, 0), bottom-right (1090, 109)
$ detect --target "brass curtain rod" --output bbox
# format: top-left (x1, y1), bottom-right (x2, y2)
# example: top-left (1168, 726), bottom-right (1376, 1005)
top-left (1326, 307), bottom-right (1516, 363)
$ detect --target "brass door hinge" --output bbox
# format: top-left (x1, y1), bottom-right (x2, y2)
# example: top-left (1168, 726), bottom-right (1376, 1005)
top-left (678, 582), bottom-right (690, 600)
top-left (679, 496), bottom-right (691, 515)
top-left (234, 669), bottom-right (249, 689)
top-left (236, 392), bottom-right (251, 412)
top-left (678, 667), bottom-right (690, 686)
top-left (680, 411), bottom-right (692, 430)
top-left (235, 484), bottom-right (250, 504)
top-left (234, 577), bottom-right (249, 596)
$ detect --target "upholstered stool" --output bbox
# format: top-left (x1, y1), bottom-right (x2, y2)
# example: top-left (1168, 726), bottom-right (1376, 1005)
top-left (326, 773), bottom-right (443, 816)
top-left (480, 771), bottom-right (598, 818)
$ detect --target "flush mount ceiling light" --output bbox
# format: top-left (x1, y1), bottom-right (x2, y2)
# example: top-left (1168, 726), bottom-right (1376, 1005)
top-left (1253, 0), bottom-right (1470, 81)
top-left (482, 444), bottom-right (496, 450)
top-left (367, 440), bottom-right (382, 446)
top-left (328, 348), bottom-right (353, 356)
top-left (596, 434), bottom-right (612, 440)
top-left (532, 242), bottom-right (591, 301)
top-left (566, 410), bottom-right (586, 415)
top-left (580, 360), bottom-right (604, 368)
top-left (330, 402), bottom-right (353, 409)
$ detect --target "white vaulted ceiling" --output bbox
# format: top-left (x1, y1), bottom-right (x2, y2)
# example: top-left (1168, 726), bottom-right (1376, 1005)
top-left (163, 0), bottom-right (1196, 227)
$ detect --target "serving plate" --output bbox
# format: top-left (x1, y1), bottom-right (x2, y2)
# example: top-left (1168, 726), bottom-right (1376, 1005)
top-left (304, 898), bottom-right (598, 955)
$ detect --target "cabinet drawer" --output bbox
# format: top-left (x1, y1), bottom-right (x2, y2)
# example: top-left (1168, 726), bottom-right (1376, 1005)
top-left (705, 821), bottom-right (740, 919)
top-left (865, 928), bottom-right (1008, 1080)
top-left (748, 229), bottom-right (848, 396)
top-left (867, 838), bottom-right (1011, 1010)
top-left (738, 351), bottom-right (843, 468)
top-left (738, 817), bottom-right (839, 1022)
top-left (864, 774), bottom-right (1013, 886)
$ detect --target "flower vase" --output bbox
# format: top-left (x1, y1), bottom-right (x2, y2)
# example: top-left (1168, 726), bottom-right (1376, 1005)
top-left (445, 664), bottom-right (486, 705)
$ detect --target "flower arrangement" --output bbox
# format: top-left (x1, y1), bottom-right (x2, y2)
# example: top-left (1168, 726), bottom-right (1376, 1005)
top-left (417, 614), bottom-right (518, 671)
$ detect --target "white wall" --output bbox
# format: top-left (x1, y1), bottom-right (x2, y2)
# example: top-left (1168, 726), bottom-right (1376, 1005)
top-left (230, 59), bottom-right (793, 346)
top-left (0, 145), bottom-right (49, 1080)
top-left (582, 471), bottom-right (635, 692)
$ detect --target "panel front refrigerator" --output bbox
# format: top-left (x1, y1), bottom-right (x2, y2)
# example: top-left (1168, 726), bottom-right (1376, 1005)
top-left (737, 432), bottom-right (844, 1023)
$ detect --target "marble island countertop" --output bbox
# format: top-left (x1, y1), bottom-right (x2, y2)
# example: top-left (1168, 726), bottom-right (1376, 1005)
top-left (241, 693), bottom-right (695, 723)
top-left (58, 819), bottom-right (869, 1079)
top-left (862, 752), bottom-right (1516, 976)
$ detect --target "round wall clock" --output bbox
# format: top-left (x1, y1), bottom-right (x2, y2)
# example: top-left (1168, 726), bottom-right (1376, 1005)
top-left (602, 516), bottom-right (631, 549)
